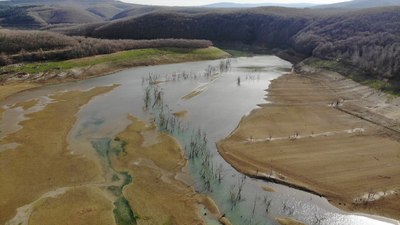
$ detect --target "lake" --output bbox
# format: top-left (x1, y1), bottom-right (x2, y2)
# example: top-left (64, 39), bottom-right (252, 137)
top-left (1, 56), bottom-right (398, 225)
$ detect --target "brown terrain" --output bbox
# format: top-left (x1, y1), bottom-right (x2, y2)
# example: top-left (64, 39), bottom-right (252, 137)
top-left (0, 86), bottom-right (118, 224)
top-left (113, 116), bottom-right (230, 225)
top-left (0, 91), bottom-right (229, 225)
top-left (218, 70), bottom-right (400, 220)
top-left (0, 48), bottom-right (232, 225)
top-left (29, 186), bottom-right (116, 225)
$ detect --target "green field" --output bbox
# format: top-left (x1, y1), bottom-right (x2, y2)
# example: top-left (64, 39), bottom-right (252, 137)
top-left (1, 47), bottom-right (230, 75)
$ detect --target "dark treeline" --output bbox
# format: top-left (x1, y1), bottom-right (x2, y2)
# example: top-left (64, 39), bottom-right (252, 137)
top-left (74, 7), bottom-right (400, 81)
top-left (292, 8), bottom-right (400, 79)
top-left (0, 29), bottom-right (213, 66)
top-left (90, 11), bottom-right (311, 50)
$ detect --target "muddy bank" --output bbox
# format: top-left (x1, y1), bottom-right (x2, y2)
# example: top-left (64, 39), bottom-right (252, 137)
top-left (0, 48), bottom-right (229, 117)
top-left (0, 85), bottom-right (117, 224)
top-left (112, 115), bottom-right (230, 225)
top-left (0, 87), bottom-right (230, 225)
top-left (2, 47), bottom-right (230, 85)
top-left (0, 83), bottom-right (39, 121)
top-left (218, 72), bottom-right (400, 220)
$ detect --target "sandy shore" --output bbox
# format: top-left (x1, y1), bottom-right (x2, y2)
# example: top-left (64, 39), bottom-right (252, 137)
top-left (112, 115), bottom-right (230, 225)
top-left (218, 71), bottom-right (400, 220)
top-left (0, 86), bottom-right (117, 225)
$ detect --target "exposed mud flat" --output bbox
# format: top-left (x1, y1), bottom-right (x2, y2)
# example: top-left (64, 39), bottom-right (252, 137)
top-left (1, 86), bottom-right (226, 225)
top-left (0, 86), bottom-right (117, 224)
top-left (218, 72), bottom-right (400, 220)
top-left (0, 83), bottom-right (39, 121)
top-left (28, 187), bottom-right (116, 225)
top-left (0, 83), bottom-right (38, 102)
top-left (113, 116), bottom-right (229, 225)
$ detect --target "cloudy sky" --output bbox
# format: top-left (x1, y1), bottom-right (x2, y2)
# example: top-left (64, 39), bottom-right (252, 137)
top-left (120, 0), bottom-right (349, 6)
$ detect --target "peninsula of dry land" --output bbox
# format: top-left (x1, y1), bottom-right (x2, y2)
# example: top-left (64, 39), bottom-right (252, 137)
top-left (218, 70), bottom-right (400, 220)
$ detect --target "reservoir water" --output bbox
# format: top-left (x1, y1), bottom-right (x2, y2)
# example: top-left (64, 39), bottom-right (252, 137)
top-left (1, 56), bottom-right (398, 225)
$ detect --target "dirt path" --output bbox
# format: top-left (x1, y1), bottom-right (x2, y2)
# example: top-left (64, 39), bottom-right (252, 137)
top-left (218, 72), bottom-right (400, 220)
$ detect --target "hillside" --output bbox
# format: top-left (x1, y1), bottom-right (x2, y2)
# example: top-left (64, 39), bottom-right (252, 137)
top-left (89, 8), bottom-right (316, 46)
top-left (0, 0), bottom-right (226, 28)
top-left (110, 5), bottom-right (161, 19)
top-left (1, 1), bottom-right (399, 91)
top-left (60, 6), bottom-right (398, 90)
top-left (204, 2), bottom-right (317, 8)
top-left (0, 29), bottom-right (213, 67)
top-left (0, 0), bottom-right (134, 27)
top-left (293, 7), bottom-right (400, 79)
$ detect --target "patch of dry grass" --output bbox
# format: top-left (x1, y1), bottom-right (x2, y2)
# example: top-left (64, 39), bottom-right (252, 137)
top-left (29, 187), bottom-right (115, 225)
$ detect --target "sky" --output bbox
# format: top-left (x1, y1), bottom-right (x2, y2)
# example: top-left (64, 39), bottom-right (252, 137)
top-left (120, 0), bottom-right (349, 6)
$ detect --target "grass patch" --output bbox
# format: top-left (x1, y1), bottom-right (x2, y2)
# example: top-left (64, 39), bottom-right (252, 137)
top-left (113, 197), bottom-right (138, 225)
top-left (1, 47), bottom-right (229, 75)
top-left (361, 79), bottom-right (400, 97)
top-left (162, 217), bottom-right (173, 225)
top-left (91, 138), bottom-right (137, 225)
top-left (107, 186), bottom-right (122, 197)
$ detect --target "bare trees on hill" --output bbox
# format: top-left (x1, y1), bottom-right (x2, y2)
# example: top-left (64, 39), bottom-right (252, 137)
top-left (84, 8), bottom-right (400, 81)
top-left (0, 29), bottom-right (213, 65)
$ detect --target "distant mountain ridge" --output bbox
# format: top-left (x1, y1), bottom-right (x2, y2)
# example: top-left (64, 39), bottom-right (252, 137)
top-left (317, 0), bottom-right (400, 8)
top-left (204, 2), bottom-right (317, 8)
top-left (204, 0), bottom-right (400, 9)
top-left (6, 0), bottom-right (120, 4)
top-left (0, 0), bottom-right (134, 28)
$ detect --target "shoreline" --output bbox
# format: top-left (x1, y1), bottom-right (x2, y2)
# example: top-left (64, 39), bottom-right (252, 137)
top-left (0, 47), bottom-right (232, 225)
top-left (0, 47), bottom-right (230, 104)
top-left (217, 70), bottom-right (400, 222)
top-left (1, 47), bottom-right (230, 84)
top-left (113, 115), bottom-right (232, 225)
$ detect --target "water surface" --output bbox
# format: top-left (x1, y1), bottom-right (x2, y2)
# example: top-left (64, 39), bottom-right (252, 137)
top-left (1, 56), bottom-right (398, 225)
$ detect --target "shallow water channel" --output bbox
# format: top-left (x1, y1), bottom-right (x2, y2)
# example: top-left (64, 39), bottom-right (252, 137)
top-left (1, 56), bottom-right (399, 225)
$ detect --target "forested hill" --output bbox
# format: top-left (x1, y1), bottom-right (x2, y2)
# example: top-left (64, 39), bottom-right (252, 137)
top-left (61, 6), bottom-right (397, 83)
top-left (1, 0), bottom-right (399, 85)
top-left (0, 0), bottom-right (134, 28)
top-left (293, 7), bottom-right (400, 79)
